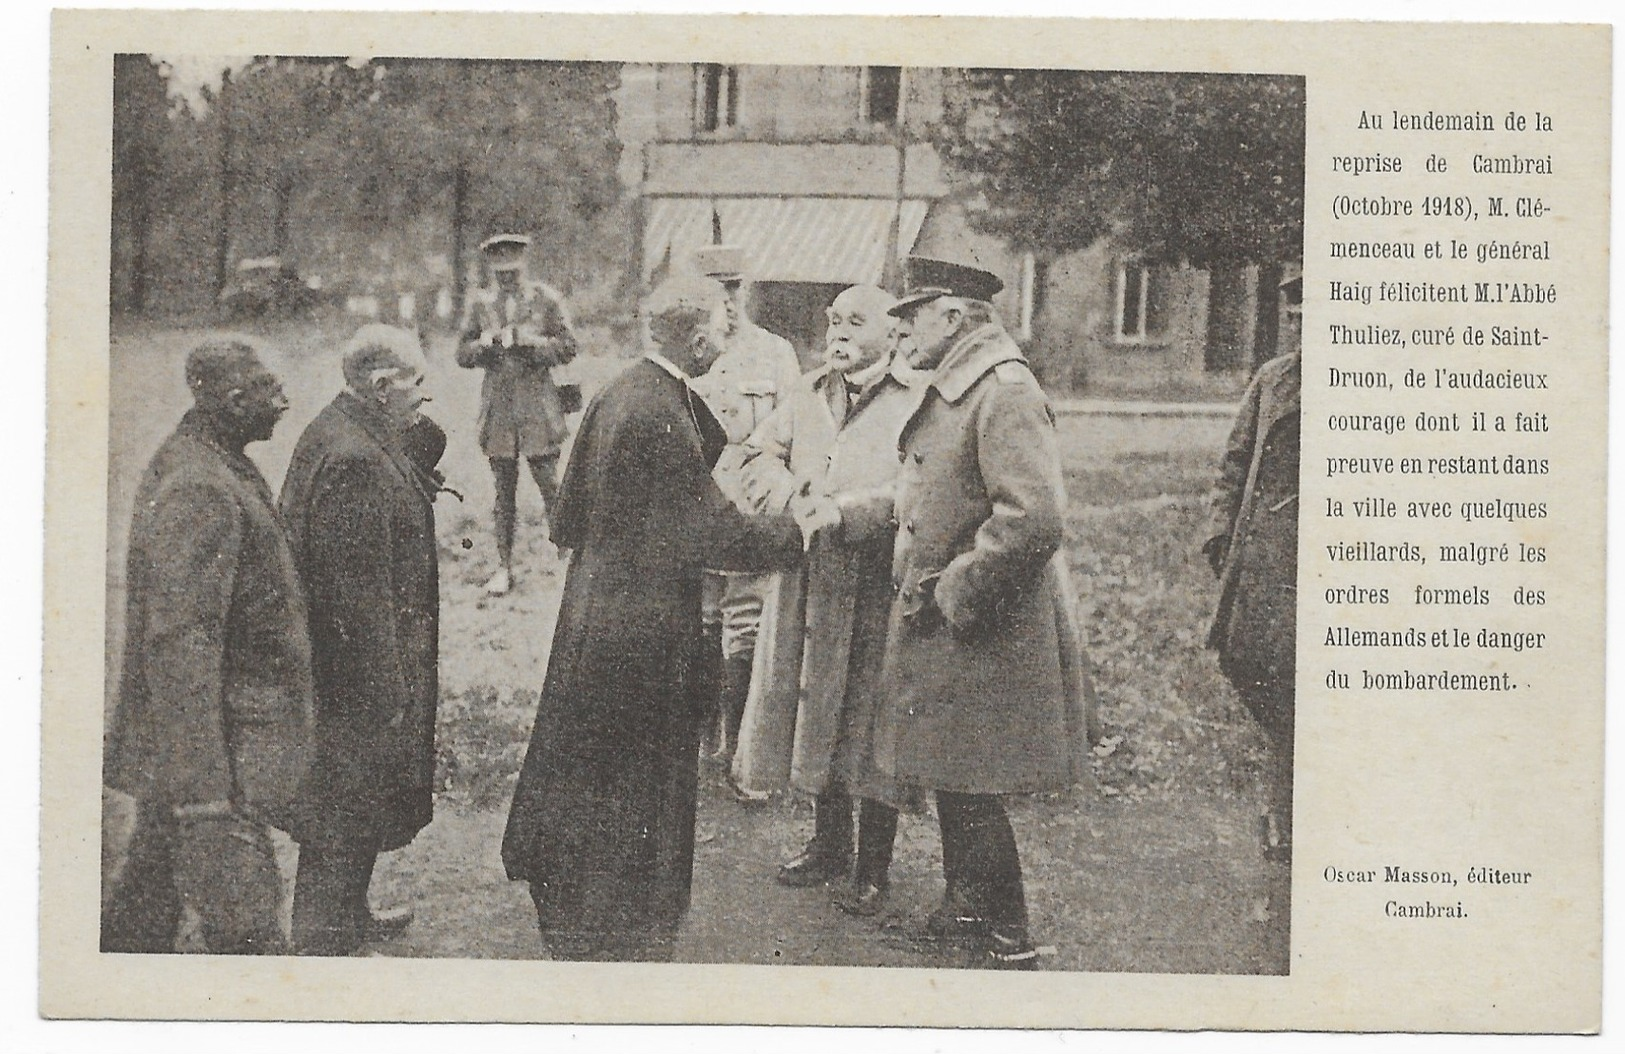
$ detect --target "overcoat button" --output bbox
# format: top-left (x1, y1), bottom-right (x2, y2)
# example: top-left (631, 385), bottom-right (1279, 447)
top-left (903, 521), bottom-right (915, 533)
top-left (913, 452), bottom-right (924, 464)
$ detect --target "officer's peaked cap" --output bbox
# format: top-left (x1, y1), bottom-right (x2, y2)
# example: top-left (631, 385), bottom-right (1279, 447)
top-left (888, 256), bottom-right (1004, 316)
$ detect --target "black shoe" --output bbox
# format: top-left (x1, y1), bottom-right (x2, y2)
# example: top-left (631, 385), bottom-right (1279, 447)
top-left (984, 929), bottom-right (1040, 971)
top-left (360, 906), bottom-right (415, 942)
top-left (832, 877), bottom-right (890, 917)
top-left (776, 847), bottom-right (850, 888)
top-left (925, 887), bottom-right (986, 941)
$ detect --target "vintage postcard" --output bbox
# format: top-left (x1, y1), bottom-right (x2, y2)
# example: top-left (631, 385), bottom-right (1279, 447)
top-left (39, 7), bottom-right (1609, 1033)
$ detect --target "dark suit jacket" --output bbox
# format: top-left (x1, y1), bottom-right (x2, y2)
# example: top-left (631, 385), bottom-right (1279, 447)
top-left (278, 393), bottom-right (440, 851)
top-left (105, 410), bottom-right (315, 818)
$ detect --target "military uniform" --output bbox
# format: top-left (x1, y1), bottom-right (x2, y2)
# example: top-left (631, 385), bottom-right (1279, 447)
top-left (686, 245), bottom-right (804, 766)
top-left (456, 234), bottom-right (580, 589)
top-left (879, 258), bottom-right (1090, 969)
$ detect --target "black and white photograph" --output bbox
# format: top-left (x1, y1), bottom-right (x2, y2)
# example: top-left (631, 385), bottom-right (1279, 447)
top-left (97, 52), bottom-right (1306, 976)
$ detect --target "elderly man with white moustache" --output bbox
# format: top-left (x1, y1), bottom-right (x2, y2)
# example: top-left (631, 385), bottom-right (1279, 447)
top-left (732, 283), bottom-right (926, 916)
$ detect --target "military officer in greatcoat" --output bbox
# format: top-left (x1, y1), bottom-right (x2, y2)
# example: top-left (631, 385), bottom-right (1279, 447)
top-left (871, 257), bottom-right (1091, 969)
top-left (457, 233), bottom-right (581, 596)
top-left (687, 245), bottom-right (805, 778)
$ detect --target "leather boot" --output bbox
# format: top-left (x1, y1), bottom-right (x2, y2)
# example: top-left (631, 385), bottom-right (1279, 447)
top-left (983, 927), bottom-right (1040, 970)
top-left (833, 800), bottom-right (897, 916)
top-left (777, 791), bottom-right (852, 887)
top-left (716, 653), bottom-right (752, 765)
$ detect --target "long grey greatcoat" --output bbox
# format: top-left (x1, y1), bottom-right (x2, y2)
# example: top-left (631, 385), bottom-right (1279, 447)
top-left (278, 393), bottom-right (441, 852)
top-left (731, 357), bottom-right (924, 802)
top-left (501, 359), bottom-right (802, 941)
top-left (457, 279), bottom-right (579, 459)
top-left (875, 323), bottom-right (1091, 794)
top-left (105, 410), bottom-right (315, 819)
top-left (1207, 352), bottom-right (1300, 725)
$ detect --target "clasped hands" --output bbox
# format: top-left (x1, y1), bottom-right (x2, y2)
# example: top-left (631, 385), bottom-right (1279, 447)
top-left (788, 479), bottom-right (841, 551)
top-left (480, 325), bottom-right (548, 350)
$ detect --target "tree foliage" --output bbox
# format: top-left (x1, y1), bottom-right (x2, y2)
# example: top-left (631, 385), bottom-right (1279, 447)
top-left (936, 70), bottom-right (1304, 267)
top-left (111, 56), bottom-right (625, 317)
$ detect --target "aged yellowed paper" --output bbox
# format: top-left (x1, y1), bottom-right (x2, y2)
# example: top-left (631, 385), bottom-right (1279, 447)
top-left (41, 9), bottom-right (1607, 1031)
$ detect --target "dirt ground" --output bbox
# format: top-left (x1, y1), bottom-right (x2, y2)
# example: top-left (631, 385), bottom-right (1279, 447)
top-left (105, 320), bottom-right (1288, 975)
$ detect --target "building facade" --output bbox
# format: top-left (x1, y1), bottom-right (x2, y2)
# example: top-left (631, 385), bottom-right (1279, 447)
top-left (619, 63), bottom-right (1293, 386)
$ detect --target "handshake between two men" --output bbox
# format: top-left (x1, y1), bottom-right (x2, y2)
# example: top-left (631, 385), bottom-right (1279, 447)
top-left (787, 479), bottom-right (843, 551)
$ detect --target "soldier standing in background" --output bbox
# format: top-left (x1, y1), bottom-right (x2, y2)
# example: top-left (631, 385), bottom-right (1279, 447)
top-left (1205, 273), bottom-right (1303, 870)
top-left (457, 234), bottom-right (581, 597)
top-left (687, 245), bottom-right (804, 779)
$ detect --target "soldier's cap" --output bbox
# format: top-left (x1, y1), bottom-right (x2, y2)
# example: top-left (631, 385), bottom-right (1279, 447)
top-left (481, 234), bottom-right (532, 271)
top-left (888, 256), bottom-right (1004, 316)
top-left (693, 244), bottom-right (747, 281)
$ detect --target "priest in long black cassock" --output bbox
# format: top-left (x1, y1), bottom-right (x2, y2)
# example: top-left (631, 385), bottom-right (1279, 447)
top-left (501, 277), bottom-right (821, 962)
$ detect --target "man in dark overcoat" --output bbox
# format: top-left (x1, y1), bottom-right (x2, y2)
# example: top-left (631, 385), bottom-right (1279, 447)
top-left (279, 324), bottom-right (442, 956)
top-left (457, 233), bottom-right (580, 596)
top-left (501, 277), bottom-right (814, 962)
top-left (102, 339), bottom-right (314, 955)
top-left (874, 257), bottom-right (1090, 970)
top-left (1205, 275), bottom-right (1302, 863)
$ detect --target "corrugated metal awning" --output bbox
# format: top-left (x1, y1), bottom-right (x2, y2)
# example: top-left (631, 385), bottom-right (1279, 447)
top-left (644, 197), bottom-right (929, 285)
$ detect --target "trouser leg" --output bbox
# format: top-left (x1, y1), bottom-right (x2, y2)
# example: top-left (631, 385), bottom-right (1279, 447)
top-left (1241, 682), bottom-right (1294, 857)
top-left (101, 798), bottom-right (181, 953)
top-left (814, 787), bottom-right (855, 860)
top-left (698, 574), bottom-right (726, 758)
top-left (936, 791), bottom-right (1030, 943)
top-left (171, 812), bottom-right (287, 955)
top-left (718, 652), bottom-right (752, 761)
top-left (524, 454), bottom-right (560, 534)
top-left (293, 840), bottom-right (377, 955)
top-left (855, 799), bottom-right (899, 886)
top-left (696, 620), bottom-right (724, 759)
top-left (489, 456), bottom-right (520, 567)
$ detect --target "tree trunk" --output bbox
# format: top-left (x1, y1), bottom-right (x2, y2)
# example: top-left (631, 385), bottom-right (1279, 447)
top-left (1202, 264), bottom-right (1250, 373)
top-left (450, 163), bottom-right (469, 319)
top-left (213, 69), bottom-right (235, 304)
top-left (130, 182), bottom-right (151, 315)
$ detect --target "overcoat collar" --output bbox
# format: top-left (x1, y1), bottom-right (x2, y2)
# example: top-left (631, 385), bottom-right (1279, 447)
top-left (1256, 353), bottom-right (1301, 435)
top-left (333, 391), bottom-right (428, 502)
top-left (810, 351), bottom-right (926, 423)
top-left (640, 358), bottom-right (729, 469)
top-left (175, 407), bottom-right (276, 508)
top-left (927, 323), bottom-right (1026, 405)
